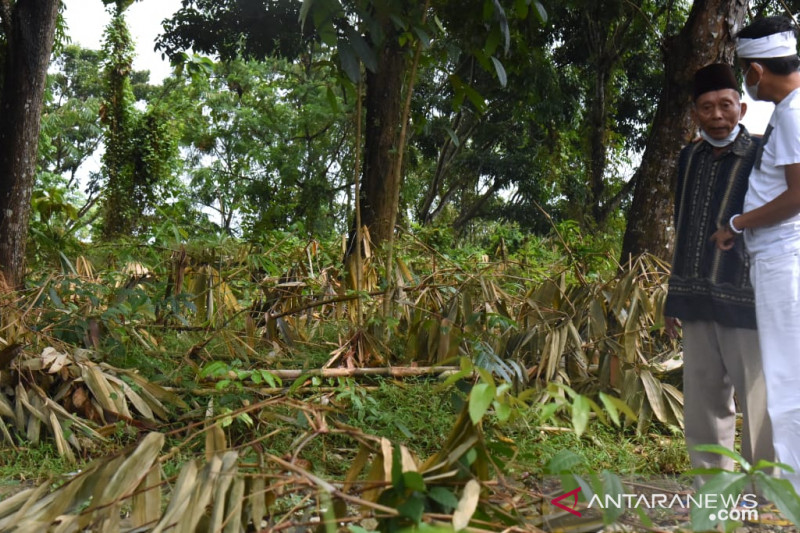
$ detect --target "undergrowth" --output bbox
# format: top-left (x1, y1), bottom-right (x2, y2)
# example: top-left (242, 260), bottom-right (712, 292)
top-left (0, 226), bottom-right (702, 531)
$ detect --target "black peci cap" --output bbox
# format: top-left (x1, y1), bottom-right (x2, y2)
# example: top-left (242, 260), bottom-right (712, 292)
top-left (693, 63), bottom-right (739, 100)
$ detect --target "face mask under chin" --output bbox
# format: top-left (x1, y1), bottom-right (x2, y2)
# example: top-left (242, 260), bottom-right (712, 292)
top-left (700, 124), bottom-right (741, 148)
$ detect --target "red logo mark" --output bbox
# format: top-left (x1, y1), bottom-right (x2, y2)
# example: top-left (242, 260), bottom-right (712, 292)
top-left (551, 487), bottom-right (582, 517)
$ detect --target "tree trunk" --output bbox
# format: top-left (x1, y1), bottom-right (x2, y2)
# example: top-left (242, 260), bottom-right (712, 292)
top-left (620, 0), bottom-right (747, 261)
top-left (0, 0), bottom-right (60, 289)
top-left (359, 36), bottom-right (405, 247)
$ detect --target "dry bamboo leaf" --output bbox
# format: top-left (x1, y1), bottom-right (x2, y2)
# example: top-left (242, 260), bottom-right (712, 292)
top-left (661, 383), bottom-right (683, 404)
top-left (223, 476), bottom-right (245, 533)
top-left (177, 454), bottom-right (222, 533)
top-left (50, 514), bottom-right (81, 533)
top-left (48, 351), bottom-right (71, 375)
top-left (0, 392), bottom-right (14, 419)
top-left (113, 367), bottom-right (188, 409)
top-left (76, 255), bottom-right (94, 278)
top-left (343, 444), bottom-right (371, 493)
top-left (0, 487), bottom-right (36, 520)
top-left (105, 380), bottom-right (132, 418)
top-left (639, 370), bottom-right (668, 424)
top-left (151, 460), bottom-right (199, 533)
top-left (0, 417), bottom-right (14, 447)
top-left (247, 476), bottom-right (267, 531)
top-left (10, 468), bottom-right (93, 531)
top-left (381, 438), bottom-right (393, 482)
top-left (623, 294), bottom-right (640, 364)
top-left (400, 445), bottom-right (417, 473)
top-left (452, 479), bottom-right (481, 531)
top-left (205, 422), bottom-right (227, 461)
top-left (396, 257), bottom-right (414, 283)
top-left (544, 328), bottom-right (566, 380)
top-left (105, 374), bottom-right (154, 421)
top-left (209, 452), bottom-right (239, 532)
top-left (24, 396), bottom-right (45, 445)
top-left (663, 390), bottom-right (685, 428)
top-left (98, 432), bottom-right (164, 506)
top-left (40, 395), bottom-right (107, 443)
top-left (77, 457), bottom-right (127, 530)
top-left (81, 364), bottom-right (118, 414)
top-left (446, 435), bottom-right (478, 467)
top-left (132, 463), bottom-right (162, 528)
top-left (587, 298), bottom-right (606, 339)
top-left (14, 383), bottom-right (28, 432)
top-left (7, 479), bottom-right (51, 526)
top-left (49, 412), bottom-right (76, 464)
top-left (437, 318), bottom-right (452, 363)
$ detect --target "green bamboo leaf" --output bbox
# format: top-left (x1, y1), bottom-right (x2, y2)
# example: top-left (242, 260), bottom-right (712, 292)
top-left (49, 287), bottom-right (64, 309)
top-left (598, 392), bottom-right (637, 426)
top-left (403, 471), bottom-right (426, 492)
top-left (545, 450), bottom-right (584, 474)
top-left (299, 0), bottom-right (314, 28)
top-left (490, 56), bottom-right (507, 87)
top-left (533, 1), bottom-right (548, 22)
top-left (325, 86), bottom-right (339, 114)
top-left (571, 395), bottom-right (590, 437)
top-left (690, 471), bottom-right (746, 531)
top-left (344, 25), bottom-right (377, 72)
top-left (600, 470), bottom-right (625, 524)
top-left (429, 487), bottom-right (459, 510)
top-left (412, 26), bottom-right (431, 48)
top-left (756, 474), bottom-right (800, 525)
top-left (692, 444), bottom-right (750, 472)
top-left (598, 392), bottom-right (620, 426)
top-left (338, 40), bottom-right (360, 83)
top-left (397, 494), bottom-right (424, 522)
top-left (468, 382), bottom-right (495, 424)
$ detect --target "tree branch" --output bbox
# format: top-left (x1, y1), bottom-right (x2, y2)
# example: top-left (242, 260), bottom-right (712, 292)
top-left (597, 174), bottom-right (638, 223)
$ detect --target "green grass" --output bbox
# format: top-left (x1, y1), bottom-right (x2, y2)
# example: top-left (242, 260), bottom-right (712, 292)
top-left (0, 443), bottom-right (88, 485)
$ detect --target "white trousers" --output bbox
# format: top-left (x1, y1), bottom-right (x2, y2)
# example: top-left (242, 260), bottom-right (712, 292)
top-left (751, 249), bottom-right (800, 491)
top-left (682, 321), bottom-right (773, 474)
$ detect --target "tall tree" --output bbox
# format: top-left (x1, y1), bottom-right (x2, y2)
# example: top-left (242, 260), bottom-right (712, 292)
top-left (620, 0), bottom-right (748, 260)
top-left (0, 0), bottom-right (60, 289)
top-left (97, 0), bottom-right (179, 239)
top-left (157, 0), bottom-right (532, 250)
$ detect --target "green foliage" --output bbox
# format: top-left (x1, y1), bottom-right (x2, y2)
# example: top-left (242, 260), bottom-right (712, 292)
top-left (164, 56), bottom-right (352, 236)
top-left (96, 6), bottom-right (180, 239)
top-left (690, 444), bottom-right (800, 531)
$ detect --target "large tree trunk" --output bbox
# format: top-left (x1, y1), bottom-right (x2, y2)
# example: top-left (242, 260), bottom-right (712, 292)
top-left (0, 0), bottom-right (60, 289)
top-left (620, 0), bottom-right (748, 261)
top-left (359, 36), bottom-right (405, 247)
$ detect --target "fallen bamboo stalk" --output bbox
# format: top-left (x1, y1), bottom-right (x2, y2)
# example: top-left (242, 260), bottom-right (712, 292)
top-left (245, 366), bottom-right (465, 380)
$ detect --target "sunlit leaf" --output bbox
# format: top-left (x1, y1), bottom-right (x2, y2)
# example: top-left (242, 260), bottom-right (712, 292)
top-left (468, 382), bottom-right (495, 424)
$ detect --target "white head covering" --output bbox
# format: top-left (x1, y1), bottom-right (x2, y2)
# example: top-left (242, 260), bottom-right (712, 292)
top-left (737, 30), bottom-right (798, 58)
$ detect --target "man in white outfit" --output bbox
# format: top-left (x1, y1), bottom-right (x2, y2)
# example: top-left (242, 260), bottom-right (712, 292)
top-left (712, 16), bottom-right (800, 492)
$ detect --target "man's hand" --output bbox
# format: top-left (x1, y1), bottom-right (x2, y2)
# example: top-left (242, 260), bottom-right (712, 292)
top-left (710, 226), bottom-right (736, 250)
top-left (665, 316), bottom-right (682, 339)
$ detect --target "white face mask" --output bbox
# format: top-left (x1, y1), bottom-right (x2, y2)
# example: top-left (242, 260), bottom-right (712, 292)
top-left (700, 124), bottom-right (741, 148)
top-left (744, 65), bottom-right (761, 100)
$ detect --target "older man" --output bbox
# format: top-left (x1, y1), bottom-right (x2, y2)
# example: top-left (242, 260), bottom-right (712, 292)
top-left (666, 63), bottom-right (773, 480)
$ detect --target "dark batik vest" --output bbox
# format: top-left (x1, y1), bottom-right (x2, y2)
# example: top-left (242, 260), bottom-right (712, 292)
top-left (664, 127), bottom-right (759, 329)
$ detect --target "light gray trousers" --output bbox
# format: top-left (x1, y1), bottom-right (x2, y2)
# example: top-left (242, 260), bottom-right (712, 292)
top-left (682, 320), bottom-right (774, 474)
